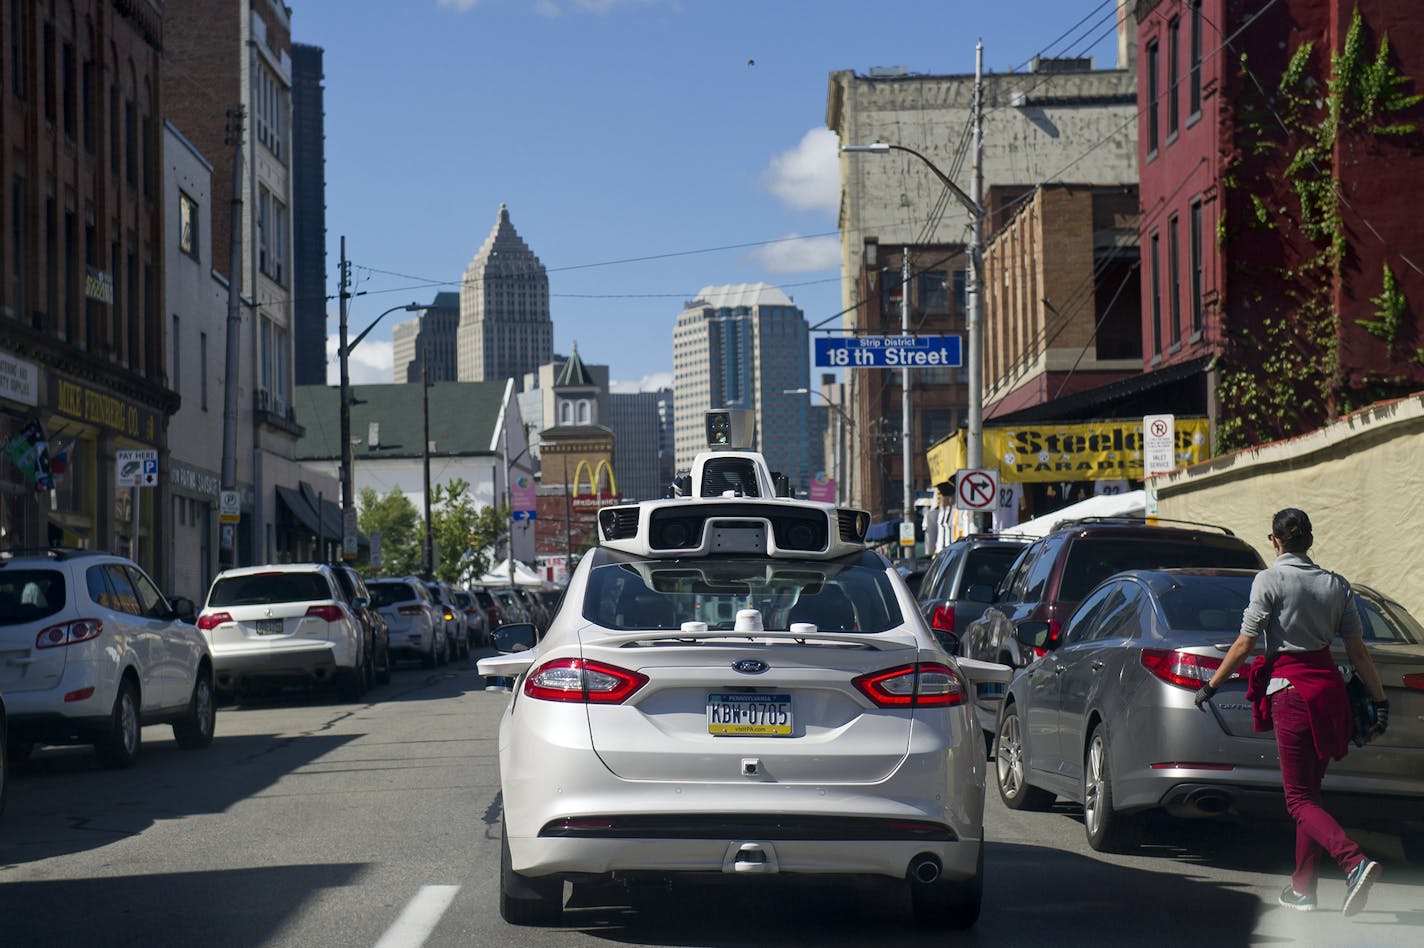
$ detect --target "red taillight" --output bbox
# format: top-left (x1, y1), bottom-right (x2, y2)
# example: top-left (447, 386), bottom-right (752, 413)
top-left (1404, 673), bottom-right (1424, 692)
top-left (1140, 648), bottom-right (1244, 689)
top-left (306, 604), bottom-right (346, 623)
top-left (196, 611), bottom-right (231, 631)
top-left (35, 619), bottom-right (104, 649)
top-left (853, 662), bottom-right (966, 707)
top-left (524, 658), bottom-right (648, 704)
top-left (930, 605), bottom-right (955, 634)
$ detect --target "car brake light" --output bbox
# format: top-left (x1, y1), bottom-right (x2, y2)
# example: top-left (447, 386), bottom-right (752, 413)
top-left (930, 605), bottom-right (954, 634)
top-left (853, 662), bottom-right (965, 707)
top-left (196, 611), bottom-right (231, 631)
top-left (306, 604), bottom-right (345, 623)
top-left (36, 619), bottom-right (104, 649)
top-left (1403, 673), bottom-right (1424, 692)
top-left (1140, 648), bottom-right (1244, 689)
top-left (524, 658), bottom-right (648, 704)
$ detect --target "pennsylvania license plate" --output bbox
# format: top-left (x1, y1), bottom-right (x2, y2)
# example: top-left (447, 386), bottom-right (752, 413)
top-left (255, 619), bottom-right (284, 636)
top-left (707, 693), bottom-right (792, 736)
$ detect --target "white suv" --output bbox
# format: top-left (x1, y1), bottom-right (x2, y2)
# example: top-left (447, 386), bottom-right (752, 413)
top-left (0, 548), bottom-right (215, 768)
top-left (198, 564), bottom-right (369, 701)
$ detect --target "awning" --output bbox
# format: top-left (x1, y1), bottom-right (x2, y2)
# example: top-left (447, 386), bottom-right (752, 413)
top-left (864, 519), bottom-right (903, 543)
top-left (276, 482), bottom-right (367, 548)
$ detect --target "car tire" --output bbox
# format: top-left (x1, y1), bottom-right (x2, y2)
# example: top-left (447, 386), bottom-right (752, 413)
top-left (423, 636), bottom-right (439, 669)
top-left (364, 638), bottom-right (376, 690)
top-left (96, 678), bottom-right (141, 769)
top-left (500, 822), bottom-right (563, 926)
top-left (338, 651), bottom-right (368, 702)
top-left (172, 671), bottom-right (216, 749)
top-left (996, 704), bottom-right (1055, 811)
top-left (909, 843), bottom-right (982, 929)
top-left (1084, 722), bottom-right (1142, 853)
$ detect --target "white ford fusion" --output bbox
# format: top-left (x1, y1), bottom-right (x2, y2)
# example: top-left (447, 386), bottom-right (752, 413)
top-left (479, 411), bottom-right (1010, 928)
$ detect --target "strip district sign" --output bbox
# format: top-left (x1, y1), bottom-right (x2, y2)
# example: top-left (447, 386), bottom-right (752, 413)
top-left (814, 335), bottom-right (962, 369)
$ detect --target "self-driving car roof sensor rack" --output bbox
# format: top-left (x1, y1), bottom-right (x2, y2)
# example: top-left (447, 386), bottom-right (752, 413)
top-left (598, 410), bottom-right (872, 558)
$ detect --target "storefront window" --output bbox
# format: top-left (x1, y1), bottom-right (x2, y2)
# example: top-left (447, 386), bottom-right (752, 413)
top-left (47, 433), bottom-right (97, 547)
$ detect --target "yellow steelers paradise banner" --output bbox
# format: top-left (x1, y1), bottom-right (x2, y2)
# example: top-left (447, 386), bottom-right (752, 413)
top-left (927, 418), bottom-right (1211, 484)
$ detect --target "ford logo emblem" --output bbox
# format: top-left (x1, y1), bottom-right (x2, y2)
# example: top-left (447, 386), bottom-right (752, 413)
top-left (732, 659), bottom-right (768, 675)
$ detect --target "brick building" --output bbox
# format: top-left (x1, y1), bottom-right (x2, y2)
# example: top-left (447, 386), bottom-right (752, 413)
top-left (0, 1), bottom-right (177, 578)
top-left (1136, 0), bottom-right (1424, 451)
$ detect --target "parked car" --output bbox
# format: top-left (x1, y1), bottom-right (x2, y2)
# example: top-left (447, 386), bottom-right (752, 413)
top-left (958, 518), bottom-right (1264, 742)
top-left (1, 548), bottom-right (214, 768)
top-left (472, 588), bottom-right (504, 635)
top-left (478, 442), bottom-right (1010, 928)
top-left (198, 563), bottom-right (370, 701)
top-left (916, 534), bottom-right (1033, 653)
top-left (0, 687), bottom-right (7, 815)
top-left (994, 569), bottom-right (1424, 856)
top-left (451, 588), bottom-right (488, 649)
top-left (425, 580), bottom-right (469, 661)
top-left (512, 586), bottom-right (550, 632)
top-left (330, 563), bottom-right (392, 687)
top-left (490, 588), bottom-right (530, 627)
top-left (367, 578), bottom-right (446, 667)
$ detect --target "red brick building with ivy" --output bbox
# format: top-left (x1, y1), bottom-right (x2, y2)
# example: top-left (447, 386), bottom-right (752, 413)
top-left (1136, 0), bottom-right (1424, 451)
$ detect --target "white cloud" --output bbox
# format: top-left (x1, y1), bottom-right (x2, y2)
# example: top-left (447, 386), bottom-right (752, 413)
top-left (533, 0), bottom-right (657, 16)
top-left (326, 334), bottom-right (395, 385)
top-left (764, 127), bottom-right (839, 215)
top-left (609, 371), bottom-right (673, 394)
top-left (748, 234), bottom-right (840, 273)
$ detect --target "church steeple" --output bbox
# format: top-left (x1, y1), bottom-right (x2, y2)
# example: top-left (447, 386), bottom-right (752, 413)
top-left (555, 341), bottom-right (596, 388)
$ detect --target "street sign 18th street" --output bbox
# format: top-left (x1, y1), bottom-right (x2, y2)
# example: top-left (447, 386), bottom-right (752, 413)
top-left (814, 335), bottom-right (962, 369)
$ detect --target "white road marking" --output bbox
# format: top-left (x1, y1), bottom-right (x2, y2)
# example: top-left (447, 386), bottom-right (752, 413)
top-left (373, 885), bottom-right (461, 948)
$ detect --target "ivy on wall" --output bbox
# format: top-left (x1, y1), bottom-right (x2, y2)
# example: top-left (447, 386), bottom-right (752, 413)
top-left (1216, 7), bottom-right (1420, 452)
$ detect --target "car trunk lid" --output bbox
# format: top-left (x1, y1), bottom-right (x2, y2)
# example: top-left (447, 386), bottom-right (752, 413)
top-left (579, 626), bottom-right (926, 784)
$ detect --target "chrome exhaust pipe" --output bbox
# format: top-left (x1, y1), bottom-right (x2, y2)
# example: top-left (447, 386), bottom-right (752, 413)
top-left (908, 853), bottom-right (941, 884)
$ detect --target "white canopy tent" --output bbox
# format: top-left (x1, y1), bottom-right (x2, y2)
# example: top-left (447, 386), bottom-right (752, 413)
top-left (476, 558), bottom-right (546, 588)
top-left (1000, 490), bottom-right (1146, 539)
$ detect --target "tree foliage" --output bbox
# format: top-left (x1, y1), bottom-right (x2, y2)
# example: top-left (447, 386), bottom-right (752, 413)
top-left (430, 478), bottom-right (509, 584)
top-left (356, 486), bottom-right (422, 578)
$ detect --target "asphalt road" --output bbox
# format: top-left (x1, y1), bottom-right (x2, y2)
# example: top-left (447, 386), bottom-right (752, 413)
top-left (1, 655), bottom-right (1419, 948)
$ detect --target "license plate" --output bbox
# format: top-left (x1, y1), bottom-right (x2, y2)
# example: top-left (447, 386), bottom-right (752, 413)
top-left (256, 619), bottom-right (284, 636)
top-left (707, 694), bottom-right (792, 736)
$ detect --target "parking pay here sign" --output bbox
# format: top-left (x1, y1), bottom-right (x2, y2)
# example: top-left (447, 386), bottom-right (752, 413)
top-left (115, 449), bottom-right (158, 487)
top-left (814, 335), bottom-right (961, 369)
top-left (955, 469), bottom-right (998, 512)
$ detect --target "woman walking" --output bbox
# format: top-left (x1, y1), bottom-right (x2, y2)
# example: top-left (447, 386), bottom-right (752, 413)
top-left (1193, 508), bottom-right (1390, 916)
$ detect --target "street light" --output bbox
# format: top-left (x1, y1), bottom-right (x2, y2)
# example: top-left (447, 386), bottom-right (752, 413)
top-left (784, 387), bottom-right (856, 505)
top-left (338, 299), bottom-right (425, 560)
top-left (843, 74), bottom-right (986, 524)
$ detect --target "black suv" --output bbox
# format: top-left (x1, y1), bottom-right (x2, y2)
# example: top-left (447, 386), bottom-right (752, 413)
top-left (330, 563), bottom-right (392, 687)
top-left (916, 534), bottom-right (1034, 653)
top-left (960, 518), bottom-right (1265, 670)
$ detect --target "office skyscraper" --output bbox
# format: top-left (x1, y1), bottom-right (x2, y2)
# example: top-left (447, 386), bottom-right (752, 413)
top-left (456, 204), bottom-right (552, 386)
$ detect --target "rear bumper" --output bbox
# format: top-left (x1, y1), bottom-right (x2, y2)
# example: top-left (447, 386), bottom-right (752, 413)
top-left (1156, 781), bottom-right (1424, 833)
top-left (211, 640), bottom-right (340, 690)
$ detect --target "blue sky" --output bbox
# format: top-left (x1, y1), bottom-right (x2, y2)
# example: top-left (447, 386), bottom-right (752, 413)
top-left (302, 0), bottom-right (1124, 390)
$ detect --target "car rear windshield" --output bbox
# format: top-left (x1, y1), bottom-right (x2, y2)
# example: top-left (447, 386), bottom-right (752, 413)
top-left (582, 557), bottom-right (904, 633)
top-left (0, 569), bottom-right (66, 625)
top-left (474, 590), bottom-right (495, 608)
top-left (1060, 538), bottom-right (1261, 601)
top-left (1158, 576), bottom-right (1253, 631)
top-left (961, 546), bottom-right (1024, 594)
top-left (208, 571), bottom-right (332, 606)
top-left (367, 583), bottom-right (415, 608)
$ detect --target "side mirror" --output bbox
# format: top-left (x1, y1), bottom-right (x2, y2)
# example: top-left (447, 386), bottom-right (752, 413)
top-left (494, 623), bottom-right (538, 654)
top-left (1016, 621), bottom-right (1052, 654)
top-left (353, 595), bottom-right (369, 610)
top-left (171, 596), bottom-right (197, 624)
top-left (965, 584), bottom-right (995, 604)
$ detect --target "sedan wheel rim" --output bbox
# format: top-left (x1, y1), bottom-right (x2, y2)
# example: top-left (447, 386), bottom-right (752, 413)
top-left (997, 716), bottom-right (1023, 796)
top-left (1085, 738), bottom-right (1104, 833)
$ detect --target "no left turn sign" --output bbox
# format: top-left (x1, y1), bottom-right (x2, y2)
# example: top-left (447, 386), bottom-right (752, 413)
top-left (955, 469), bottom-right (999, 511)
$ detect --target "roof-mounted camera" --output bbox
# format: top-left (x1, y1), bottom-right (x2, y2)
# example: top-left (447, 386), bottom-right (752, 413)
top-left (705, 409), bottom-right (756, 450)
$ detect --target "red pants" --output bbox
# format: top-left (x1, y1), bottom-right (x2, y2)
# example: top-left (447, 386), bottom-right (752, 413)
top-left (1273, 687), bottom-right (1365, 894)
